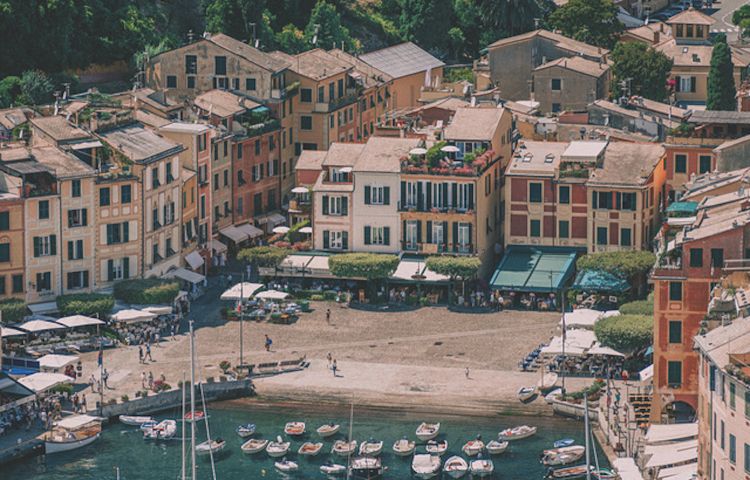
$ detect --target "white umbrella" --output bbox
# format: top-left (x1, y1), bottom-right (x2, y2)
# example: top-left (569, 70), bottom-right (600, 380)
top-left (291, 186), bottom-right (309, 194)
top-left (273, 226), bottom-right (290, 234)
top-left (299, 226), bottom-right (313, 234)
top-left (339, 166), bottom-right (353, 173)
top-left (255, 290), bottom-right (291, 300)
top-left (441, 145), bottom-right (460, 153)
top-left (409, 147), bottom-right (428, 155)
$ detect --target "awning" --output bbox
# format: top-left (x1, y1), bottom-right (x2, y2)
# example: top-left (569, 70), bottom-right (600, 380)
top-left (220, 282), bottom-right (264, 301)
top-left (562, 308), bottom-right (603, 329)
top-left (255, 289), bottom-right (290, 300)
top-left (16, 320), bottom-right (64, 333)
top-left (38, 354), bottom-right (79, 371)
top-left (639, 364), bottom-right (654, 383)
top-left (237, 223), bottom-right (263, 239)
top-left (571, 269), bottom-right (630, 293)
top-left (55, 315), bottom-right (105, 328)
top-left (657, 463), bottom-right (697, 480)
top-left (256, 212), bottom-right (286, 227)
top-left (70, 140), bottom-right (103, 150)
top-left (54, 414), bottom-right (101, 430)
top-left (612, 458), bottom-right (644, 480)
top-left (588, 342), bottom-right (625, 357)
top-left (27, 301), bottom-right (57, 315)
top-left (540, 329), bottom-right (597, 356)
top-left (390, 257), bottom-right (450, 283)
top-left (185, 251), bottom-right (204, 269)
top-left (219, 225), bottom-right (248, 243)
top-left (111, 309), bottom-right (157, 323)
top-left (490, 246), bottom-right (580, 293)
top-left (646, 423), bottom-right (698, 445)
top-left (644, 439), bottom-right (698, 468)
top-left (141, 306), bottom-right (172, 315)
top-left (18, 372), bottom-right (72, 393)
top-left (666, 201), bottom-right (699, 214)
top-left (163, 267), bottom-right (205, 285)
top-left (211, 238), bottom-right (227, 254)
top-left (1, 326), bottom-right (26, 337)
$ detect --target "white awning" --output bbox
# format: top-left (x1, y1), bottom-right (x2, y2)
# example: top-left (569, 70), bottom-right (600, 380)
top-left (640, 364), bottom-right (654, 383)
top-left (219, 225), bottom-right (248, 243)
top-left (16, 320), bottom-right (65, 333)
top-left (646, 423), bottom-right (698, 445)
top-left (38, 354), bottom-right (79, 370)
top-left (54, 414), bottom-right (101, 430)
top-left (1, 326), bottom-right (26, 337)
top-left (163, 267), bottom-right (205, 285)
top-left (211, 238), bottom-right (227, 254)
top-left (562, 308), bottom-right (602, 329)
top-left (237, 223), bottom-right (263, 239)
top-left (111, 309), bottom-right (157, 324)
top-left (541, 329), bottom-right (597, 356)
top-left (70, 140), bottom-right (103, 150)
top-left (27, 301), bottom-right (57, 315)
top-left (220, 282), bottom-right (264, 301)
top-left (588, 342), bottom-right (625, 357)
top-left (306, 255), bottom-right (331, 276)
top-left (56, 315), bottom-right (105, 328)
top-left (292, 186), bottom-right (309, 194)
top-left (141, 306), bottom-right (172, 315)
top-left (255, 289), bottom-right (290, 300)
top-left (658, 463), bottom-right (697, 480)
top-left (645, 440), bottom-right (698, 468)
top-left (18, 372), bottom-right (71, 393)
top-left (612, 458), bottom-right (644, 480)
top-left (185, 251), bottom-right (204, 269)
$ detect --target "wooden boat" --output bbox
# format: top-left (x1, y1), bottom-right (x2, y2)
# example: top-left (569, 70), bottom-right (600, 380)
top-left (41, 415), bottom-right (101, 454)
top-left (499, 425), bottom-right (537, 441)
top-left (518, 386), bottom-right (537, 402)
top-left (416, 422), bottom-right (440, 441)
top-left (545, 388), bottom-right (563, 404)
top-left (393, 437), bottom-right (416, 456)
top-left (320, 461), bottom-right (347, 475)
top-left (183, 410), bottom-right (205, 423)
top-left (349, 456), bottom-right (384, 478)
top-left (143, 419), bottom-right (177, 441)
top-left (541, 445), bottom-right (586, 466)
top-left (298, 441), bottom-right (323, 456)
top-left (412, 453), bottom-right (441, 479)
top-left (332, 439), bottom-right (357, 456)
top-left (119, 415), bottom-right (154, 426)
top-left (538, 372), bottom-right (559, 390)
top-left (592, 467), bottom-right (618, 479)
top-left (470, 457), bottom-right (495, 478)
top-left (236, 423), bottom-right (256, 438)
top-left (359, 438), bottom-right (384, 456)
top-left (545, 464), bottom-right (595, 479)
top-left (461, 438), bottom-right (485, 457)
top-left (284, 421), bottom-right (305, 436)
top-left (317, 422), bottom-right (341, 438)
top-left (553, 438), bottom-right (575, 448)
top-left (443, 455), bottom-right (469, 479)
top-left (274, 458), bottom-right (299, 472)
top-left (240, 438), bottom-right (268, 454)
top-left (425, 439), bottom-right (448, 456)
top-left (196, 438), bottom-right (226, 455)
top-left (266, 435), bottom-right (291, 457)
top-left (486, 439), bottom-right (509, 455)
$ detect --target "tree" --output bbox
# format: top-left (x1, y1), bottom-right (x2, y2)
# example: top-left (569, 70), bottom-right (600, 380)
top-left (19, 70), bottom-right (53, 105)
top-left (707, 34), bottom-right (737, 111)
top-left (594, 314), bottom-right (652, 353)
top-left (549, 0), bottom-right (623, 49)
top-left (611, 41), bottom-right (673, 101)
top-left (426, 256), bottom-right (481, 301)
top-left (576, 251), bottom-right (655, 280)
top-left (732, 4), bottom-right (750, 37)
top-left (113, 279), bottom-right (181, 304)
top-left (478, 0), bottom-right (553, 45)
top-left (57, 294), bottom-right (114, 319)
top-left (328, 253), bottom-right (399, 280)
top-left (237, 246), bottom-right (292, 268)
top-left (304, 0), bottom-right (358, 51)
top-left (398, 0), bottom-right (454, 52)
top-left (276, 24), bottom-right (308, 54)
top-left (0, 76), bottom-right (21, 108)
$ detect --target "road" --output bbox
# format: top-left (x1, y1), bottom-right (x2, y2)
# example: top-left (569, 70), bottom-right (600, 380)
top-left (707, 0), bottom-right (746, 35)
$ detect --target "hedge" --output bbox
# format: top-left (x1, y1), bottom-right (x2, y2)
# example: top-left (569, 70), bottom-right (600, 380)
top-left (113, 278), bottom-right (180, 304)
top-left (576, 251), bottom-right (656, 279)
top-left (619, 299), bottom-right (654, 316)
top-left (0, 298), bottom-right (26, 323)
top-left (426, 256), bottom-right (481, 279)
top-left (594, 314), bottom-right (653, 353)
top-left (329, 253), bottom-right (399, 280)
top-left (237, 246), bottom-right (292, 268)
top-left (57, 293), bottom-right (114, 319)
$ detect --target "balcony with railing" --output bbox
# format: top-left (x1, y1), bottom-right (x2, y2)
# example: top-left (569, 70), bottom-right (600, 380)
top-left (401, 241), bottom-right (473, 255)
top-left (401, 148), bottom-right (496, 177)
top-left (397, 201), bottom-right (474, 215)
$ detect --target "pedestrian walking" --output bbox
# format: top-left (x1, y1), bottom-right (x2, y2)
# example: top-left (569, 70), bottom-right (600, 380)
top-left (465, 367), bottom-right (470, 379)
top-left (326, 308), bottom-right (331, 324)
top-left (88, 374), bottom-right (95, 391)
top-left (326, 352), bottom-right (332, 366)
top-left (81, 394), bottom-right (87, 413)
top-left (102, 368), bottom-right (110, 389)
top-left (155, 332), bottom-right (160, 346)
top-left (141, 371), bottom-right (147, 389)
top-left (138, 345), bottom-right (144, 364)
top-left (264, 334), bottom-right (272, 352)
top-left (332, 359), bottom-right (338, 377)
top-left (171, 324), bottom-right (177, 340)
top-left (147, 371), bottom-right (154, 390)
top-left (95, 379), bottom-right (101, 394)
top-left (146, 343), bottom-right (153, 361)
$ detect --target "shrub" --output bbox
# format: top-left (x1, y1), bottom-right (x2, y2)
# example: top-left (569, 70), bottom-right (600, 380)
top-left (50, 384), bottom-right (73, 395)
top-left (58, 293), bottom-right (114, 319)
top-left (323, 290), bottom-right (338, 301)
top-left (310, 294), bottom-right (325, 301)
top-left (595, 314), bottom-right (653, 353)
top-left (237, 246), bottom-right (292, 268)
top-left (0, 298), bottom-right (26, 323)
top-left (113, 279), bottom-right (180, 304)
top-left (620, 299), bottom-right (654, 316)
top-left (120, 394), bottom-right (129, 402)
top-left (577, 251), bottom-right (655, 279)
top-left (329, 253), bottom-right (399, 280)
top-left (219, 361), bottom-right (231, 373)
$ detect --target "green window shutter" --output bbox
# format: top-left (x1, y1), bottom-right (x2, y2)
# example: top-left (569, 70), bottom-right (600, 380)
top-left (364, 226), bottom-right (371, 245)
top-left (400, 181), bottom-right (406, 208)
top-left (322, 196), bottom-right (329, 215)
top-left (107, 259), bottom-right (114, 281)
top-left (83, 271), bottom-right (89, 288)
top-left (123, 257), bottom-right (130, 279)
top-left (68, 241), bottom-right (74, 260)
top-left (342, 231), bottom-right (348, 250)
top-left (443, 221), bottom-right (448, 246)
top-left (426, 221), bottom-right (433, 243)
top-left (402, 220), bottom-right (406, 243)
top-left (364, 186), bottom-right (371, 204)
top-left (416, 220), bottom-right (422, 243)
top-left (468, 184), bottom-right (474, 210)
top-left (384, 227), bottom-right (390, 245)
top-left (82, 208), bottom-right (88, 226)
top-left (49, 235), bottom-right (56, 255)
top-left (123, 222), bottom-right (130, 242)
top-left (323, 231), bottom-right (330, 249)
top-left (342, 197), bottom-right (348, 216)
top-left (383, 186), bottom-right (390, 205)
top-left (468, 224), bottom-right (472, 248)
top-left (452, 222), bottom-right (458, 252)
top-left (33, 237), bottom-right (40, 257)
top-left (426, 183), bottom-right (432, 209)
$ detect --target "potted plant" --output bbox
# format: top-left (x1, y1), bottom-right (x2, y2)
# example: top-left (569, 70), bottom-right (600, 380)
top-left (219, 360), bottom-right (231, 374)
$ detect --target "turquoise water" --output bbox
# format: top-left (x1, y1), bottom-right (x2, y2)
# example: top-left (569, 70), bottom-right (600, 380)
top-left (5, 403), bottom-right (608, 480)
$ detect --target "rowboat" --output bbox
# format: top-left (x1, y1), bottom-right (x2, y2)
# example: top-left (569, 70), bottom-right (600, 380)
top-left (332, 439), bottom-right (357, 456)
top-left (469, 458), bottom-right (494, 478)
top-left (196, 438), bottom-right (226, 455)
top-left (553, 438), bottom-right (576, 449)
top-left (359, 438), bottom-right (384, 456)
top-left (425, 439), bottom-right (448, 456)
top-left (41, 415), bottom-right (101, 454)
top-left (266, 436), bottom-right (291, 457)
top-left (236, 423), bottom-right (256, 438)
top-left (545, 464), bottom-right (595, 479)
top-left (499, 425), bottom-right (537, 441)
top-left (538, 372), bottom-right (559, 390)
top-left (317, 422), bottom-right (341, 438)
top-left (284, 421), bottom-right (305, 436)
top-left (393, 437), bottom-right (416, 456)
top-left (183, 410), bottom-right (205, 423)
top-left (412, 453), bottom-right (441, 479)
top-left (143, 419), bottom-right (177, 441)
top-left (593, 467), bottom-right (618, 479)
top-left (518, 386), bottom-right (537, 402)
top-left (541, 445), bottom-right (586, 466)
top-left (298, 441), bottom-right (323, 456)
top-left (240, 438), bottom-right (268, 454)
top-left (119, 415), bottom-right (154, 426)
top-left (349, 456), bottom-right (384, 478)
top-left (443, 455), bottom-right (469, 479)
top-left (461, 438), bottom-right (485, 457)
top-left (416, 422), bottom-right (440, 441)
top-left (320, 462), bottom-right (347, 475)
top-left (274, 458), bottom-right (299, 472)
top-left (545, 388), bottom-right (563, 404)
top-left (486, 440), bottom-right (509, 455)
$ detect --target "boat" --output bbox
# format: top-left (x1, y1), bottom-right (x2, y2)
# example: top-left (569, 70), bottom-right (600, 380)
top-left (541, 445), bottom-right (586, 466)
top-left (183, 410), bottom-right (205, 422)
top-left (266, 435), bottom-right (291, 457)
top-left (241, 438), bottom-right (268, 454)
top-left (359, 438), bottom-right (384, 456)
top-left (332, 439), bottom-right (357, 456)
top-left (546, 465), bottom-right (595, 479)
top-left (538, 372), bottom-right (559, 390)
top-left (412, 453), bottom-right (441, 479)
top-left (236, 423), bottom-right (256, 438)
top-left (298, 441), bottom-right (323, 456)
top-left (443, 455), bottom-right (469, 479)
top-left (518, 386), bottom-right (537, 402)
top-left (40, 415), bottom-right (101, 454)
top-left (425, 439), bottom-right (448, 456)
top-left (139, 420), bottom-right (157, 432)
top-left (545, 388), bottom-right (563, 404)
top-left (393, 437), bottom-right (416, 456)
top-left (461, 437), bottom-right (485, 456)
top-left (284, 421), bottom-right (306, 436)
top-left (317, 422), bottom-right (341, 438)
top-left (469, 457), bottom-right (494, 478)
top-left (143, 419), bottom-right (177, 440)
top-left (499, 425), bottom-right (537, 441)
top-left (274, 458), bottom-right (299, 473)
top-left (119, 415), bottom-right (154, 426)
top-left (320, 461), bottom-right (347, 476)
top-left (553, 438), bottom-right (576, 449)
top-left (416, 422), bottom-right (440, 441)
top-left (486, 439), bottom-right (509, 455)
top-left (196, 438), bottom-right (226, 455)
top-left (349, 456), bottom-right (385, 478)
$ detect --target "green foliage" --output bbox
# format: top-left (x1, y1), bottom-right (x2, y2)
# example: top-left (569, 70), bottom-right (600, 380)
top-left (0, 298), bottom-right (26, 324)
top-left (619, 299), bottom-right (654, 316)
top-left (576, 251), bottom-right (655, 279)
top-left (0, 76), bottom-right (22, 108)
top-left (276, 24), bottom-right (309, 54)
top-left (444, 67), bottom-right (474, 84)
top-left (304, 0), bottom-right (358, 51)
top-left (204, 0), bottom-right (276, 49)
top-left (426, 256), bottom-right (481, 280)
top-left (50, 383), bottom-right (74, 395)
top-left (113, 278), bottom-right (181, 305)
top-left (237, 246), bottom-right (292, 268)
top-left (328, 253), bottom-right (399, 280)
top-left (707, 34), bottom-right (737, 111)
top-left (549, 0), bottom-right (623, 49)
top-left (399, 0), bottom-right (454, 51)
top-left (219, 360), bottom-right (231, 373)
top-left (732, 5), bottom-right (750, 36)
top-left (426, 141), bottom-right (447, 168)
top-left (286, 220), bottom-right (311, 243)
top-left (57, 294), bottom-right (114, 319)
top-left (19, 70), bottom-right (53, 105)
top-left (594, 314), bottom-right (652, 353)
top-left (611, 41), bottom-right (673, 102)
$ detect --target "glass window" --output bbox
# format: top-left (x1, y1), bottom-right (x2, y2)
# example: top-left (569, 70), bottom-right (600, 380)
top-left (530, 220), bottom-right (541, 237)
top-left (667, 360), bottom-right (682, 386)
top-left (12, 274), bottom-right (22, 293)
top-left (745, 443), bottom-right (750, 473)
top-left (596, 227), bottom-right (608, 245)
top-left (529, 183), bottom-right (542, 203)
top-left (675, 154), bottom-right (687, 173)
top-left (0, 243), bottom-right (9, 262)
top-left (669, 282), bottom-right (682, 301)
top-left (300, 88), bottom-right (312, 103)
top-left (711, 248), bottom-right (724, 268)
top-left (620, 228), bottom-right (632, 247)
top-left (38, 200), bottom-right (49, 219)
top-left (559, 220), bottom-right (569, 239)
top-left (166, 75), bottom-right (177, 88)
top-left (185, 55), bottom-right (197, 74)
top-left (559, 186), bottom-right (570, 204)
top-left (730, 434), bottom-right (736, 464)
top-left (187, 76), bottom-right (195, 89)
top-left (0, 211), bottom-right (9, 231)
top-left (690, 248), bottom-right (703, 267)
top-left (72, 179), bottom-right (81, 197)
top-left (551, 78), bottom-right (562, 91)
top-left (121, 185), bottom-right (131, 204)
top-left (246, 78), bottom-right (256, 91)
top-left (214, 56), bottom-right (226, 75)
top-left (668, 320), bottom-right (682, 344)
top-left (301, 116), bottom-right (313, 130)
top-left (730, 382), bottom-right (736, 410)
top-left (700, 155), bottom-right (712, 174)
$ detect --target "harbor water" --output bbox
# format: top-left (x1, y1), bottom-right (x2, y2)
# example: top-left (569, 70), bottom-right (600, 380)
top-left (5, 403), bottom-right (608, 479)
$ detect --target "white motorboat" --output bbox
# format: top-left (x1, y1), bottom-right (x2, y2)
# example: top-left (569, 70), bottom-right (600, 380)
top-left (196, 438), bottom-right (226, 455)
top-left (541, 445), bottom-right (586, 466)
top-left (359, 438), bottom-right (384, 456)
top-left (545, 388), bottom-right (563, 404)
top-left (284, 421), bottom-right (305, 436)
top-left (518, 386), bottom-right (537, 402)
top-left (298, 441), bottom-right (323, 456)
top-left (393, 437), bottom-right (416, 456)
top-left (320, 462), bottom-right (347, 476)
top-left (317, 422), bottom-right (341, 438)
top-left (545, 464), bottom-right (595, 479)
top-left (461, 438), bottom-right (485, 456)
top-left (241, 438), bottom-right (268, 454)
top-left (486, 439), bottom-right (509, 455)
top-left (538, 372), bottom-right (559, 390)
top-left (349, 456), bottom-right (384, 478)
top-left (499, 425), bottom-right (537, 441)
top-left (41, 415), bottom-right (101, 454)
top-left (470, 457), bottom-right (494, 478)
top-left (236, 423), bottom-right (256, 438)
top-left (425, 439), bottom-right (448, 456)
top-left (443, 455), bottom-right (469, 479)
top-left (416, 422), bottom-right (440, 441)
top-left (266, 435), bottom-right (291, 457)
top-left (332, 439), bottom-right (357, 456)
top-left (140, 420), bottom-right (157, 432)
top-left (143, 419), bottom-right (177, 441)
top-left (274, 458), bottom-right (299, 473)
top-left (119, 415), bottom-right (154, 426)
top-left (412, 453), bottom-right (441, 479)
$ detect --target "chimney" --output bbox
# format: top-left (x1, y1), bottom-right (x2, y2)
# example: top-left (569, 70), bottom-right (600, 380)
top-left (654, 31), bottom-right (660, 44)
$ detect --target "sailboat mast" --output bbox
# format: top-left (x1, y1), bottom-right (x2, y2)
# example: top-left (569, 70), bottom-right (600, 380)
top-left (583, 392), bottom-right (591, 480)
top-left (181, 372), bottom-right (186, 480)
top-left (200, 383), bottom-right (218, 480)
top-left (347, 403), bottom-right (354, 478)
top-left (190, 322), bottom-right (197, 480)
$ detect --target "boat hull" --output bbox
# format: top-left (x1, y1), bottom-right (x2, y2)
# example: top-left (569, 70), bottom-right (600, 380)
top-left (317, 425), bottom-right (340, 438)
top-left (240, 439), bottom-right (268, 454)
top-left (119, 415), bottom-right (153, 426)
top-left (45, 433), bottom-right (99, 454)
top-left (443, 456), bottom-right (468, 479)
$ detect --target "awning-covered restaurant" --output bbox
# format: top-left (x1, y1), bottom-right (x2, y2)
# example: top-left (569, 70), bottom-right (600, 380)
top-left (260, 253), bottom-right (336, 279)
top-left (389, 255), bottom-right (451, 304)
top-left (220, 282), bottom-right (264, 301)
top-left (0, 372), bottom-right (36, 414)
top-left (18, 372), bottom-right (72, 393)
top-left (490, 246), bottom-right (579, 293)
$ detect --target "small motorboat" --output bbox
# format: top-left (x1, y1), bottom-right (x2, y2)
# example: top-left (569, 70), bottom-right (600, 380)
top-left (298, 441), bottom-right (323, 456)
top-left (332, 439), bottom-right (357, 456)
top-left (545, 388), bottom-right (563, 404)
top-left (240, 438), bottom-right (268, 454)
top-left (546, 464), bottom-right (595, 479)
top-left (266, 435), bottom-right (291, 457)
top-left (499, 425), bottom-right (537, 441)
top-left (538, 372), bottom-right (559, 390)
top-left (518, 386), bottom-right (537, 402)
top-left (196, 438), bottom-right (226, 455)
top-left (470, 457), bottom-right (494, 478)
top-left (284, 421), bottom-right (306, 436)
top-left (143, 419), bottom-right (177, 441)
top-left (320, 461), bottom-right (347, 476)
top-left (359, 438), bottom-right (384, 456)
top-left (274, 458), bottom-right (299, 473)
top-left (236, 423), bottom-right (256, 438)
top-left (553, 438), bottom-right (576, 449)
top-left (412, 453), bottom-right (441, 479)
top-left (486, 439), bottom-right (509, 455)
top-left (41, 415), bottom-right (102, 454)
top-left (393, 437), bottom-right (416, 456)
top-left (183, 410), bottom-right (205, 423)
top-left (416, 422), bottom-right (440, 441)
top-left (461, 437), bottom-right (485, 457)
top-left (443, 455), bottom-right (469, 479)
top-left (592, 467), bottom-right (618, 479)
top-left (425, 439), bottom-right (448, 456)
top-left (317, 422), bottom-right (341, 438)
top-left (349, 456), bottom-right (384, 478)
top-left (140, 421), bottom-right (157, 432)
top-left (119, 415), bottom-right (154, 426)
top-left (541, 445), bottom-right (586, 466)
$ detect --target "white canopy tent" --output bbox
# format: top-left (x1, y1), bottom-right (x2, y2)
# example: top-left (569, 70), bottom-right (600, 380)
top-left (1, 326), bottom-right (26, 338)
top-left (220, 282), bottom-right (264, 301)
top-left (111, 309), bottom-right (157, 324)
top-left (588, 343), bottom-right (625, 357)
top-left (55, 315), bottom-right (105, 328)
top-left (541, 329), bottom-right (597, 356)
top-left (562, 308), bottom-right (602, 329)
top-left (38, 354), bottom-right (79, 372)
top-left (16, 320), bottom-right (65, 333)
top-left (299, 226), bottom-right (313, 234)
top-left (141, 306), bottom-right (172, 316)
top-left (185, 251), bottom-right (204, 269)
top-left (163, 267), bottom-right (205, 285)
top-left (54, 414), bottom-right (101, 430)
top-left (645, 423), bottom-right (698, 445)
top-left (18, 372), bottom-right (72, 393)
top-left (255, 290), bottom-right (290, 300)
top-left (612, 458), bottom-right (644, 480)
